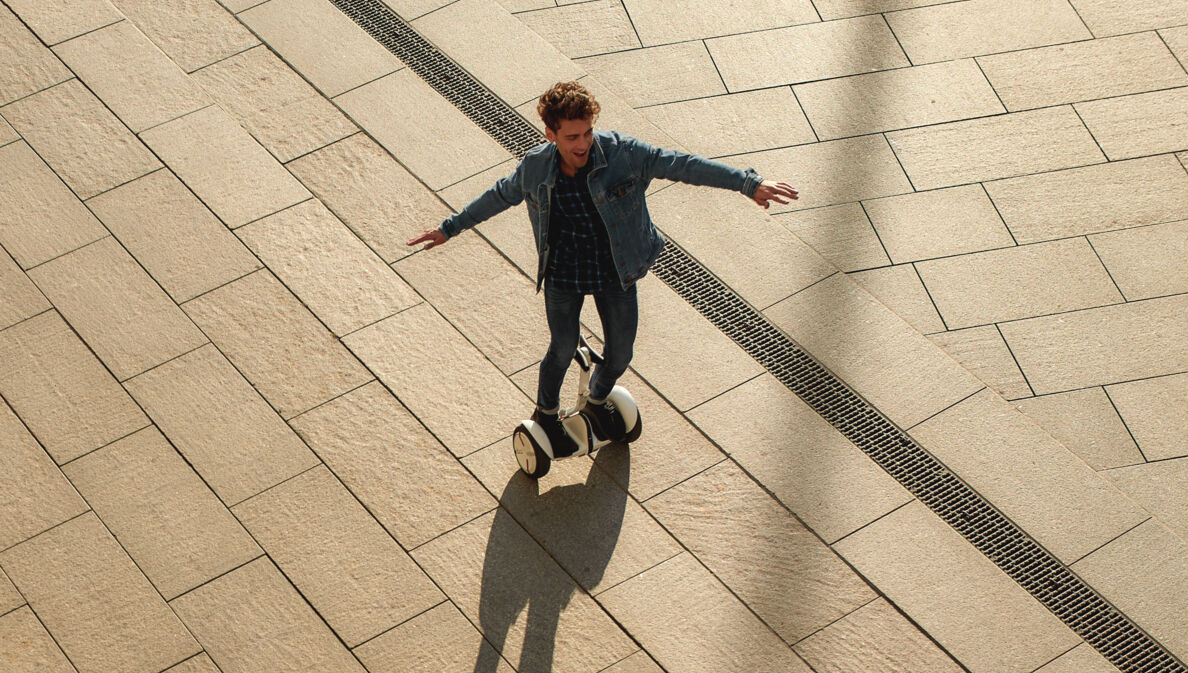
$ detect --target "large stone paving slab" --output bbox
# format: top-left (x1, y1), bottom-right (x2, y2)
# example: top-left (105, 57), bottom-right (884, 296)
top-left (622, 0), bottom-right (817, 46)
top-left (0, 248), bottom-right (47, 330)
top-left (1105, 372), bottom-right (1188, 462)
top-left (3, 0), bottom-right (122, 46)
top-left (775, 203), bottom-right (891, 272)
top-left (576, 42), bottom-right (725, 108)
top-left (864, 184), bottom-right (1015, 264)
top-left (1076, 88), bottom-right (1188, 161)
top-left (516, 0), bottom-right (639, 59)
top-left (0, 115), bottom-right (16, 146)
top-left (886, 0), bottom-right (1089, 64)
top-left (1107, 458), bottom-right (1188, 543)
top-left (793, 598), bottom-right (964, 673)
top-left (852, 264), bottom-right (947, 334)
top-left (1090, 219), bottom-right (1188, 300)
top-left (0, 565), bottom-right (22, 614)
top-left (0, 5), bottom-right (71, 106)
top-left (1068, 0), bottom-right (1188, 36)
top-left (638, 88), bottom-right (816, 158)
top-left (0, 607), bottom-right (80, 673)
top-left (108, 0), bottom-right (260, 72)
top-left (926, 325), bottom-right (1032, 399)
top-left (1014, 388), bottom-right (1143, 471)
top-left (354, 602), bottom-right (517, 673)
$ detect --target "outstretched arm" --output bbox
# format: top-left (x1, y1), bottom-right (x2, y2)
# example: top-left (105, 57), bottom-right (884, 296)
top-left (751, 180), bottom-right (799, 209)
top-left (406, 228), bottom-right (447, 250)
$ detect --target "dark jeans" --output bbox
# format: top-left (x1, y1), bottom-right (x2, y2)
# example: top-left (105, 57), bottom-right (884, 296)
top-left (536, 282), bottom-right (638, 411)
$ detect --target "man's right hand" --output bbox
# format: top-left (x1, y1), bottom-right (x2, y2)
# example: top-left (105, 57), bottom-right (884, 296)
top-left (407, 228), bottom-right (447, 251)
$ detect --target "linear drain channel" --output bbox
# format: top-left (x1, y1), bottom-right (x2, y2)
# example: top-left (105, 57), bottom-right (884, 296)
top-left (326, 1), bottom-right (1185, 670)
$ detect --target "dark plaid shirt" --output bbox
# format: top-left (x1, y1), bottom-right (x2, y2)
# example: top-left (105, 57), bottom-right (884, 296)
top-left (546, 164), bottom-right (617, 294)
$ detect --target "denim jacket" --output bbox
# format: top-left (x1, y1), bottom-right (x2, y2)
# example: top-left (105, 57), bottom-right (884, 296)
top-left (439, 130), bottom-right (763, 291)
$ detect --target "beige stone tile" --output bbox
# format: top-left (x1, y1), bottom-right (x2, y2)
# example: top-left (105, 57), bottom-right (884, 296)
top-left (0, 607), bottom-right (76, 673)
top-left (576, 42), bottom-right (725, 108)
top-left (851, 264), bottom-right (947, 334)
top-left (462, 440), bottom-right (682, 594)
top-left (0, 247), bottom-right (48, 330)
top-left (381, 0), bottom-right (455, 19)
top-left (53, 21), bottom-right (210, 133)
top-left (393, 233), bottom-right (544, 374)
top-left (998, 294), bottom-right (1188, 395)
top-left (334, 70), bottom-right (510, 190)
top-left (411, 511), bottom-right (637, 673)
top-left (796, 59), bottom-right (1003, 140)
top-left (0, 513), bottom-right (200, 673)
top-left (1072, 520), bottom-right (1188, 661)
top-left (917, 237), bottom-right (1122, 329)
top-left (1106, 372), bottom-right (1188, 462)
top-left (813, 0), bottom-right (959, 20)
top-left (232, 465), bottom-right (443, 646)
top-left (1076, 88), bottom-right (1188, 161)
top-left (108, 0), bottom-right (259, 72)
top-left (1070, 0), bottom-right (1188, 36)
top-left (1, 80), bottom-right (161, 199)
top-left (688, 373), bottom-right (912, 543)
top-left (1034, 644), bottom-right (1119, 673)
top-left (237, 200), bottom-right (420, 335)
top-left (470, 201), bottom-right (539, 280)
top-left (169, 558), bottom-right (368, 673)
top-left (0, 115), bottom-right (16, 145)
top-left (598, 553), bottom-right (812, 673)
top-left (727, 135), bottom-right (913, 213)
top-left (0, 567), bottom-right (22, 614)
top-left (1091, 220), bottom-right (1188, 300)
top-left (183, 270), bottom-right (372, 419)
top-left (517, 0), bottom-right (639, 59)
top-left (1015, 388), bottom-right (1143, 471)
top-left (124, 344), bottom-right (319, 505)
top-left (707, 16), bottom-right (909, 92)
top-left (887, 106), bottom-right (1105, 190)
top-left (87, 169), bottom-right (261, 302)
top-left (979, 33), bottom-right (1187, 112)
top-left (639, 88), bottom-right (816, 158)
top-left (775, 204), bottom-right (891, 272)
top-left (289, 382), bottom-right (495, 548)
top-left (0, 403), bottom-right (87, 551)
top-left (344, 304), bottom-right (530, 456)
top-left (287, 134), bottom-right (451, 263)
top-left (1164, 26), bottom-right (1188, 66)
top-left (239, 0), bottom-right (403, 98)
top-left (4, 0), bottom-right (122, 45)
top-left (0, 5), bottom-right (71, 105)
top-left (140, 106), bottom-right (311, 228)
top-left (437, 159), bottom-right (520, 212)
top-left (647, 462), bottom-right (876, 643)
top-left (354, 602), bottom-right (516, 673)
top-left (926, 326), bottom-right (1032, 400)
top-left (192, 46), bottom-right (356, 162)
top-left (911, 389), bottom-right (1148, 563)
top-left (866, 185), bottom-right (1015, 264)
top-left (623, 0), bottom-right (817, 46)
top-left (834, 501), bottom-right (1081, 673)
top-left (986, 155), bottom-right (1188, 244)
top-left (0, 311), bottom-right (148, 464)
top-left (764, 273), bottom-right (983, 429)
top-left (62, 427), bottom-right (261, 599)
top-left (601, 652), bottom-right (664, 673)
top-left (794, 598), bottom-right (964, 673)
top-left (164, 655), bottom-right (222, 673)
top-left (573, 75), bottom-right (678, 149)
top-left (0, 142), bottom-right (107, 268)
top-left (1107, 458), bottom-right (1188, 544)
top-left (651, 184), bottom-right (835, 309)
top-left (30, 238), bottom-right (208, 380)
top-left (887, 0), bottom-right (1089, 64)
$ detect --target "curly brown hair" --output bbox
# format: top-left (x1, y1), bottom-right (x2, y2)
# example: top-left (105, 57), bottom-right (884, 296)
top-left (537, 81), bottom-right (600, 131)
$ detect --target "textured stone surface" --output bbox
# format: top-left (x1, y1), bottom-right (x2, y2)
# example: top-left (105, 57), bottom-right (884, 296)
top-left (0, 115), bottom-right (16, 145)
top-left (0, 311), bottom-right (148, 464)
top-left (577, 42), bottom-right (725, 108)
top-left (623, 0), bottom-right (817, 46)
top-left (765, 273), bottom-right (983, 429)
top-left (124, 345), bottom-right (319, 505)
top-left (926, 326), bottom-right (1032, 400)
top-left (598, 554), bottom-right (812, 673)
top-left (0, 567), bottom-right (21, 614)
top-left (1164, 25), bottom-right (1188, 65)
top-left (887, 0), bottom-right (1089, 64)
top-left (289, 382), bottom-right (495, 548)
top-left (1015, 388), bottom-right (1143, 471)
top-left (163, 655), bottom-right (223, 673)
top-left (1106, 372), bottom-right (1188, 462)
top-left (0, 403), bottom-right (87, 551)
top-left (601, 652), bottom-right (665, 673)
top-left (794, 599), bottom-right (964, 673)
top-left (233, 465), bottom-right (444, 646)
top-left (239, 0), bottom-right (403, 97)
top-left (108, 0), bottom-right (259, 72)
top-left (776, 203), bottom-right (891, 272)
top-left (813, 0), bottom-right (967, 19)
top-left (287, 133), bottom-right (451, 263)
top-left (517, 0), bottom-right (639, 59)
top-left (864, 184), bottom-right (1015, 263)
top-left (985, 155), bottom-right (1188, 244)
top-left (29, 237), bottom-right (207, 380)
top-left (1, 80), bottom-right (160, 199)
top-left (1076, 88), bottom-right (1188, 161)
top-left (354, 602), bottom-right (516, 673)
top-left (1033, 644), bottom-right (1120, 673)
top-left (851, 264), bottom-right (947, 335)
top-left (795, 59), bottom-right (1002, 139)
top-left (647, 462), bottom-right (875, 643)
top-left (87, 169), bottom-right (261, 302)
top-left (192, 46), bottom-right (356, 162)
top-left (378, 0), bottom-right (453, 20)
top-left (4, 0), bottom-right (122, 45)
top-left (238, 200), bottom-right (420, 335)
top-left (0, 607), bottom-right (77, 673)
top-left (140, 105), bottom-right (311, 228)
top-left (887, 106), bottom-right (1105, 190)
top-left (0, 5), bottom-right (71, 105)
top-left (1069, 0), bottom-right (1188, 36)
top-left (53, 21), bottom-right (209, 132)
top-left (707, 15), bottom-right (909, 91)
top-left (688, 374), bottom-right (910, 542)
top-left (62, 427), bottom-right (261, 599)
top-left (834, 501), bottom-right (1081, 673)
top-left (1091, 219), bottom-right (1188, 300)
top-left (639, 87), bottom-right (815, 158)
top-left (0, 247), bottom-right (49, 330)
top-left (0, 513), bottom-right (200, 673)
top-left (170, 558), bottom-right (368, 673)
top-left (1107, 458), bottom-right (1188, 544)
top-left (0, 142), bottom-right (107, 268)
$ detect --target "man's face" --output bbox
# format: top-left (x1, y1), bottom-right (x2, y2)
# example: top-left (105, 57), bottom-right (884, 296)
top-left (546, 117), bottom-right (594, 176)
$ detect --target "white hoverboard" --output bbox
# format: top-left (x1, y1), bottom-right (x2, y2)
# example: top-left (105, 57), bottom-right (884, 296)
top-left (512, 336), bottom-right (642, 479)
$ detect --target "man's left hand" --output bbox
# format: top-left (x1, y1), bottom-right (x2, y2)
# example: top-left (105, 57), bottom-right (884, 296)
top-left (752, 180), bottom-right (799, 209)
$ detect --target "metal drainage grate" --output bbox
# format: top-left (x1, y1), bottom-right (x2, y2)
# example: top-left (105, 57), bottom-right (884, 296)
top-left (327, 1), bottom-right (1186, 671)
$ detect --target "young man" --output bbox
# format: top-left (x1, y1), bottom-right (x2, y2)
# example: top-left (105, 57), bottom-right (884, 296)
top-left (408, 81), bottom-right (797, 454)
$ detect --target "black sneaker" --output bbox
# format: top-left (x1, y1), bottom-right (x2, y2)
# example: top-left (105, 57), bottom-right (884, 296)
top-left (583, 398), bottom-right (626, 442)
top-left (531, 408), bottom-right (578, 458)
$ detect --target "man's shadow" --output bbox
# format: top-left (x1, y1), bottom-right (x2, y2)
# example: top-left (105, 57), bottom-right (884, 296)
top-left (472, 446), bottom-right (630, 673)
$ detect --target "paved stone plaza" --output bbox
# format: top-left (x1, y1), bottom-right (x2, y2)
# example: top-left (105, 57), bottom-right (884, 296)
top-left (2, 0), bottom-right (1187, 671)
